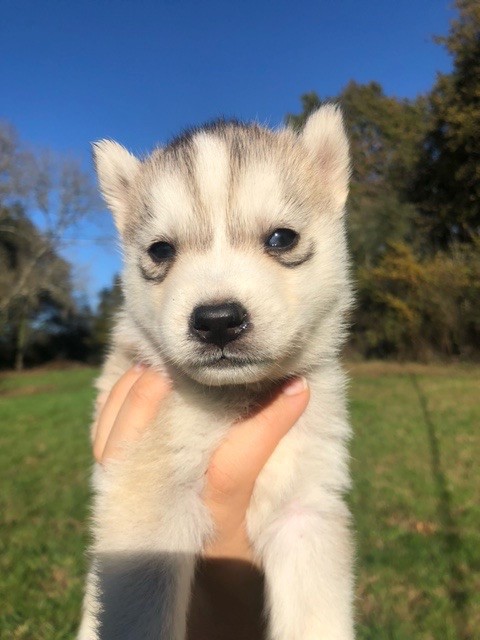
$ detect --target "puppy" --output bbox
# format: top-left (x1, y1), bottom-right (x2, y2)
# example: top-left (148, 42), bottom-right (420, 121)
top-left (79, 106), bottom-right (354, 639)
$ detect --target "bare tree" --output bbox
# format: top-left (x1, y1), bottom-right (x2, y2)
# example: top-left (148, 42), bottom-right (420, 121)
top-left (0, 121), bottom-right (99, 368)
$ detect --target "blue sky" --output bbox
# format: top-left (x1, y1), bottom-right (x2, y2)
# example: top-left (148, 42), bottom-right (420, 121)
top-left (0, 0), bottom-right (454, 305)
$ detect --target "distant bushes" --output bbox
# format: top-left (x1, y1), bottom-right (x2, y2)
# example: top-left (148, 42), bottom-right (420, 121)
top-left (352, 241), bottom-right (480, 360)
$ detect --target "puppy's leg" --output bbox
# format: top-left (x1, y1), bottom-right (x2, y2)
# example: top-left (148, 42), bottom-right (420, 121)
top-left (79, 554), bottom-right (196, 640)
top-left (78, 568), bottom-right (101, 640)
top-left (78, 466), bottom-right (211, 640)
top-left (79, 522), bottom-right (201, 640)
top-left (260, 498), bottom-right (354, 640)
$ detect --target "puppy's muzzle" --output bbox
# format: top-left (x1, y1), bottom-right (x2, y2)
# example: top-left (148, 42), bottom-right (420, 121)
top-left (190, 302), bottom-right (249, 348)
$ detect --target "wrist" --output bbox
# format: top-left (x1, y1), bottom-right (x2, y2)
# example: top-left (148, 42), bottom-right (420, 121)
top-left (188, 558), bottom-right (265, 640)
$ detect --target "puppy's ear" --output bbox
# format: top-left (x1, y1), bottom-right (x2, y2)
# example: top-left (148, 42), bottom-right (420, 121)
top-left (92, 140), bottom-right (140, 234)
top-left (301, 105), bottom-right (350, 211)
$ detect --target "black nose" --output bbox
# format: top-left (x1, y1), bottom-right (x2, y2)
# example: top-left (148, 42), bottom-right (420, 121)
top-left (191, 302), bottom-right (248, 347)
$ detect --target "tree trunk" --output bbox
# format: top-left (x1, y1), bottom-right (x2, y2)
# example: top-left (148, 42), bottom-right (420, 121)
top-left (15, 314), bottom-right (27, 371)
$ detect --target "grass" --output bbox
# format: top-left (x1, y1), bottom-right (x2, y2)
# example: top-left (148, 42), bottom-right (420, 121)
top-left (0, 367), bottom-right (95, 640)
top-left (348, 362), bottom-right (480, 640)
top-left (0, 363), bottom-right (479, 639)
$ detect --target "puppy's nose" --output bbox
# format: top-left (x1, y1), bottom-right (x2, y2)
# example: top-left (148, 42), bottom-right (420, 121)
top-left (191, 302), bottom-right (248, 347)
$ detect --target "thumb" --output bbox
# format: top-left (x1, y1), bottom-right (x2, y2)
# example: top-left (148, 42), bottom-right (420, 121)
top-left (204, 377), bottom-right (310, 506)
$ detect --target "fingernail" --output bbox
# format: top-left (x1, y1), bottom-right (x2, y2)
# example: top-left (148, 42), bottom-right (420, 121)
top-left (282, 376), bottom-right (308, 396)
top-left (133, 362), bottom-right (147, 372)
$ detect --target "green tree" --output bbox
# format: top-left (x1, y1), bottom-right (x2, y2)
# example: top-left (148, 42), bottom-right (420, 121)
top-left (411, 0), bottom-right (480, 247)
top-left (285, 92), bottom-right (322, 131)
top-left (88, 275), bottom-right (123, 361)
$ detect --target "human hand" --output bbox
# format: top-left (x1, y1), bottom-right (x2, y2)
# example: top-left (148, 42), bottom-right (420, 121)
top-left (189, 375), bottom-right (309, 639)
top-left (92, 365), bottom-right (309, 638)
top-left (93, 366), bottom-right (309, 562)
top-left (92, 364), bottom-right (171, 464)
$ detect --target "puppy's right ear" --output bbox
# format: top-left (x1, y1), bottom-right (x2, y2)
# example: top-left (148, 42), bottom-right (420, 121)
top-left (92, 140), bottom-right (140, 234)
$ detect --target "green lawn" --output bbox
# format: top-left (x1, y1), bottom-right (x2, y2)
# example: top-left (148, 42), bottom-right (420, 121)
top-left (0, 364), bottom-right (479, 639)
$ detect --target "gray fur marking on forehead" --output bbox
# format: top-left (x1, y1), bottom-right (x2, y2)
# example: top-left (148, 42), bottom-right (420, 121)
top-left (130, 119), bottom-right (315, 251)
top-left (164, 118), bottom-right (264, 152)
top-left (161, 118), bottom-right (277, 176)
top-left (142, 121), bottom-right (274, 247)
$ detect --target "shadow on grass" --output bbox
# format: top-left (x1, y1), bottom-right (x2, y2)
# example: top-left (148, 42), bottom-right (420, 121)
top-left (410, 374), bottom-right (470, 640)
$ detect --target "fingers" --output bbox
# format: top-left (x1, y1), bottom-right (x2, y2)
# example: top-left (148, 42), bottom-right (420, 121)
top-left (93, 366), bottom-right (171, 464)
top-left (92, 365), bottom-right (146, 452)
top-left (204, 377), bottom-right (310, 511)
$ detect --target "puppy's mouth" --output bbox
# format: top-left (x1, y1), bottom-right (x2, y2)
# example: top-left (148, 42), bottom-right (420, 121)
top-left (197, 352), bottom-right (271, 369)
top-left (180, 345), bottom-right (279, 385)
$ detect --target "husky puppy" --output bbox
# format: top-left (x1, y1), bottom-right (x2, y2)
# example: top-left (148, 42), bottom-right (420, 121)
top-left (79, 106), bottom-right (354, 640)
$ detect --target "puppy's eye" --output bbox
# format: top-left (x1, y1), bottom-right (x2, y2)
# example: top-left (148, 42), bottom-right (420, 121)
top-left (265, 228), bottom-right (299, 250)
top-left (148, 241), bottom-right (176, 263)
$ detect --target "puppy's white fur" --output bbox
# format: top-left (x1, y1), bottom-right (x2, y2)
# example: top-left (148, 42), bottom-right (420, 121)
top-left (79, 106), bottom-right (355, 639)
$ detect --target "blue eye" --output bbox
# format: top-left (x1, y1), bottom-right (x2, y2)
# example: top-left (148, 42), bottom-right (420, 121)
top-left (265, 228), bottom-right (299, 250)
top-left (148, 241), bottom-right (176, 263)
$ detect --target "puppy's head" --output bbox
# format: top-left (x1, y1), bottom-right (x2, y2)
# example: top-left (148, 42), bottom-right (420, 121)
top-left (94, 107), bottom-right (351, 385)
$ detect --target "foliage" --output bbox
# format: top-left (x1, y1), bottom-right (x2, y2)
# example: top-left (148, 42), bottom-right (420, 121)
top-left (287, 82), bottom-right (428, 266)
top-left (410, 0), bottom-right (480, 247)
top-left (0, 122), bottom-right (98, 369)
top-left (340, 81), bottom-right (428, 264)
top-left (353, 241), bottom-right (480, 359)
top-left (0, 204), bottom-right (75, 370)
top-left (288, 81), bottom-right (427, 196)
top-left (87, 275), bottom-right (123, 363)
top-left (285, 91), bottom-right (322, 131)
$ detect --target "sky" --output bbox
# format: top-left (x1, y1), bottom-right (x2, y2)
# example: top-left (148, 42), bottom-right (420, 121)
top-left (0, 0), bottom-right (455, 305)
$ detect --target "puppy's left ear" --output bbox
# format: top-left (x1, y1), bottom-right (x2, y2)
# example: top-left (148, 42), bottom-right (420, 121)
top-left (301, 105), bottom-right (350, 211)
top-left (92, 140), bottom-right (140, 235)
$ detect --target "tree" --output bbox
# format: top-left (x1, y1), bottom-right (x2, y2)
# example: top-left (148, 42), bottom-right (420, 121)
top-left (285, 92), bottom-right (322, 131)
top-left (88, 275), bottom-right (123, 361)
top-left (411, 0), bottom-right (480, 247)
top-left (0, 124), bottom-right (98, 314)
top-left (286, 3), bottom-right (480, 361)
top-left (0, 121), bottom-right (99, 368)
top-left (0, 204), bottom-right (75, 369)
